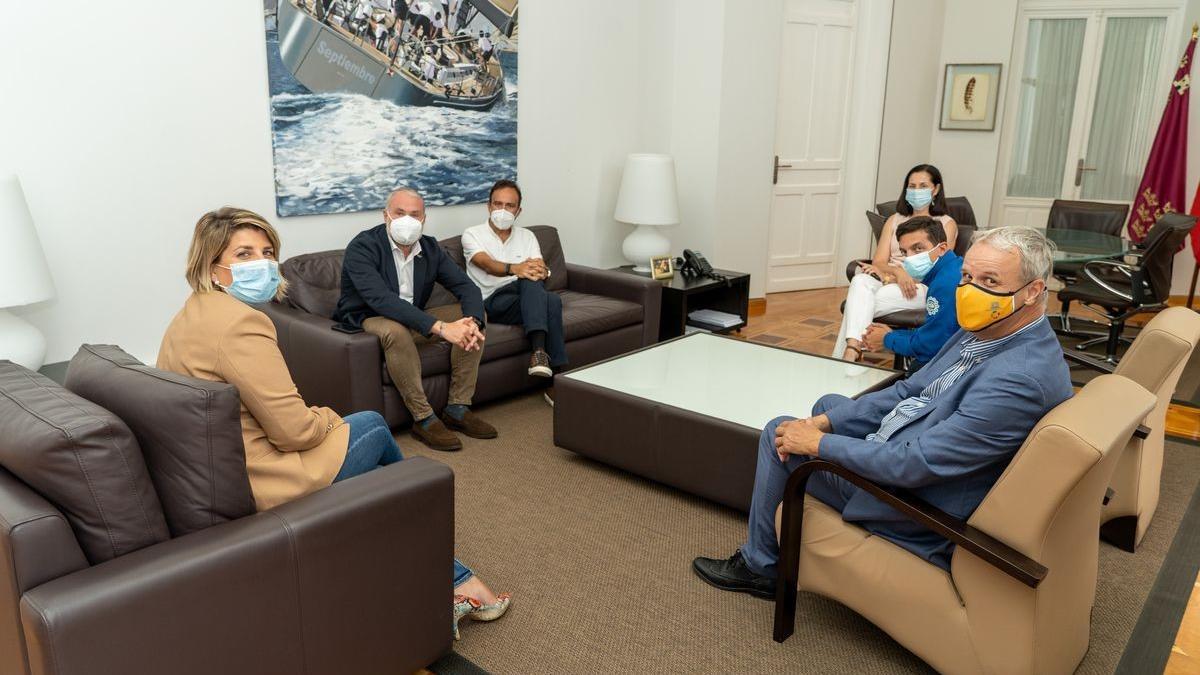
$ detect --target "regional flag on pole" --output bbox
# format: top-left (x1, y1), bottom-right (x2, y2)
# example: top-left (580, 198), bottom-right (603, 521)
top-left (1128, 25), bottom-right (1196, 242)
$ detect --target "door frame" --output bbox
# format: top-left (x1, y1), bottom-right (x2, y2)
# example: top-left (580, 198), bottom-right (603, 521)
top-left (989, 0), bottom-right (1184, 229)
top-left (763, 0), bottom-right (893, 292)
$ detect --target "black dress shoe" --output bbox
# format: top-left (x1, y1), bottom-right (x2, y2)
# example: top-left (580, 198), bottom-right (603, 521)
top-left (692, 550), bottom-right (777, 599)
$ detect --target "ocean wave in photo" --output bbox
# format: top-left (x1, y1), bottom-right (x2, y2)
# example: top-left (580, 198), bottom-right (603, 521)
top-left (264, 27), bottom-right (518, 217)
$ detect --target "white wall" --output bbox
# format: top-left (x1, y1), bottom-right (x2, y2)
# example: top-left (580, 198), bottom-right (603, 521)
top-left (0, 0), bottom-right (663, 363)
top-left (875, 0), bottom-right (945, 206)
top-left (926, 0), bottom-right (1020, 225)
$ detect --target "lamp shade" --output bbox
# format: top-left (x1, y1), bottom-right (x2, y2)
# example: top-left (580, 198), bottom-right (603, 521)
top-left (0, 175), bottom-right (55, 308)
top-left (613, 154), bottom-right (680, 226)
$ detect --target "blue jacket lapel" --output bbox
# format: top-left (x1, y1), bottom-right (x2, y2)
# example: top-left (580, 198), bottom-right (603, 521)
top-left (375, 225), bottom-right (401, 295)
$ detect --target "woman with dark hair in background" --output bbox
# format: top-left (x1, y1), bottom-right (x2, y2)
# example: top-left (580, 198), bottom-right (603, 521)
top-left (832, 164), bottom-right (959, 361)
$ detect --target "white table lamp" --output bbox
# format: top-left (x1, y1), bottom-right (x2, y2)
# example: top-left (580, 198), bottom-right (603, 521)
top-left (615, 153), bottom-right (679, 273)
top-left (0, 175), bottom-right (55, 370)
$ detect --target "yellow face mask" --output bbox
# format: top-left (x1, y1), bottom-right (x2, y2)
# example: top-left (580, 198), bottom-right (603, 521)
top-left (955, 280), bottom-right (1033, 332)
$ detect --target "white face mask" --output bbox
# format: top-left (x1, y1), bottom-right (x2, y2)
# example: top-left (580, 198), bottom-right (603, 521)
top-left (388, 214), bottom-right (423, 246)
top-left (490, 209), bottom-right (516, 231)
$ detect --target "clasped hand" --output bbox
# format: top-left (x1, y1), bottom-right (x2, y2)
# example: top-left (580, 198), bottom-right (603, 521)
top-left (438, 317), bottom-right (485, 351)
top-left (512, 258), bottom-right (548, 281)
top-left (774, 414), bottom-right (830, 462)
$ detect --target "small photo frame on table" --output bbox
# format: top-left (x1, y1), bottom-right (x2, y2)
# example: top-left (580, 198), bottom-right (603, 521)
top-left (650, 255), bottom-right (674, 280)
top-left (939, 63), bottom-right (1002, 131)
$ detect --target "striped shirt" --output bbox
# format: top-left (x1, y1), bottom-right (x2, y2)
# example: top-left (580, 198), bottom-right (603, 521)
top-left (867, 317), bottom-right (1048, 442)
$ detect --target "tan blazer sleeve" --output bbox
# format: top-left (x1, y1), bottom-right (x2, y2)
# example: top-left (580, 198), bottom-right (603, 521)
top-left (215, 308), bottom-right (343, 452)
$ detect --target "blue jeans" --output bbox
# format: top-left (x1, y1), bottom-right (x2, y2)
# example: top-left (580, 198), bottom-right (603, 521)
top-left (335, 411), bottom-right (475, 586)
top-left (484, 278), bottom-right (568, 368)
top-left (741, 395), bottom-right (856, 579)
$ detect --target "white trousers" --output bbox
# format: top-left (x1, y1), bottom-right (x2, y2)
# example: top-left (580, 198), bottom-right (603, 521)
top-left (832, 272), bottom-right (927, 357)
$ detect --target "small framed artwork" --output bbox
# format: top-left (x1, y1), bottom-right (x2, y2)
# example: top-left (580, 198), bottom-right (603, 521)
top-left (650, 255), bottom-right (674, 280)
top-left (939, 63), bottom-right (1002, 131)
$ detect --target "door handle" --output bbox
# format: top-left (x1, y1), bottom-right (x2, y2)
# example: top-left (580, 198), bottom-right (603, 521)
top-left (773, 155), bottom-right (793, 185)
top-left (1074, 158), bottom-right (1097, 186)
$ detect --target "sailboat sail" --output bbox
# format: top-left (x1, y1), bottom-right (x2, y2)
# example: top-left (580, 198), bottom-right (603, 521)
top-left (465, 0), bottom-right (517, 37)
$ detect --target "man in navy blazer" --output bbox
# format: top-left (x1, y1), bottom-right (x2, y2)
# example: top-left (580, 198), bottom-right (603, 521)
top-left (335, 187), bottom-right (496, 451)
top-left (694, 226), bottom-right (1073, 599)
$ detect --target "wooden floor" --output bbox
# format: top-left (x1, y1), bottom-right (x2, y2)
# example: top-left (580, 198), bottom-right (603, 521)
top-left (741, 288), bottom-right (1200, 672)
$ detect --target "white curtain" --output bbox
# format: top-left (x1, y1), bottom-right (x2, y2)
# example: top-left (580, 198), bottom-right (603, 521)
top-left (1006, 18), bottom-right (1087, 199)
top-left (1080, 17), bottom-right (1167, 200)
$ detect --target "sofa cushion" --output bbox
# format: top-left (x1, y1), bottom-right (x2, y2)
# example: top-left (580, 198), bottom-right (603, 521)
top-left (559, 291), bottom-right (644, 341)
top-left (478, 323), bottom-right (531, 363)
top-left (528, 225), bottom-right (568, 292)
top-left (64, 345), bottom-right (257, 537)
top-left (281, 250), bottom-right (345, 318)
top-left (0, 361), bottom-right (170, 564)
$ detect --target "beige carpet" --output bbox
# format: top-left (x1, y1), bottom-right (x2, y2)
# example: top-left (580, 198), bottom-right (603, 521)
top-left (404, 393), bottom-right (1200, 674)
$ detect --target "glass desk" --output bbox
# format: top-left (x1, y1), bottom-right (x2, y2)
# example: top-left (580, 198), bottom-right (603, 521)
top-left (553, 333), bottom-right (900, 510)
top-left (1043, 228), bottom-right (1130, 263)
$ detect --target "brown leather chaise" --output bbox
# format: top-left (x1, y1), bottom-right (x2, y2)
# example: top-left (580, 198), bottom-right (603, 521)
top-left (1065, 306), bottom-right (1200, 551)
top-left (773, 374), bottom-right (1156, 675)
top-left (0, 346), bottom-right (453, 675)
top-left (262, 225), bottom-right (662, 427)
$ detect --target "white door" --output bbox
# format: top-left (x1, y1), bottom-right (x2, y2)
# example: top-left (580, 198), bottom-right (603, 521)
top-left (991, 2), bottom-right (1183, 229)
top-left (765, 0), bottom-right (859, 292)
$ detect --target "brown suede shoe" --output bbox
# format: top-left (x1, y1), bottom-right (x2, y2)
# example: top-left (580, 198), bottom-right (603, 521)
top-left (443, 409), bottom-right (498, 439)
top-left (412, 417), bottom-right (463, 451)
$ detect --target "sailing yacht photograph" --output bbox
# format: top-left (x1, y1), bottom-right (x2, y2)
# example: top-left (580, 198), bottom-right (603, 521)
top-left (262, 0), bottom-right (519, 216)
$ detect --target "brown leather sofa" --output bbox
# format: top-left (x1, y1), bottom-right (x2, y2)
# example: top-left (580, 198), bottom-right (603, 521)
top-left (773, 374), bottom-right (1156, 675)
top-left (0, 346), bottom-right (453, 675)
top-left (262, 225), bottom-right (662, 426)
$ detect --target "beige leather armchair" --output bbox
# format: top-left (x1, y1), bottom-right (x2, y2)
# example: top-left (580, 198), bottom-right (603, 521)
top-left (773, 374), bottom-right (1155, 675)
top-left (1065, 306), bottom-right (1200, 551)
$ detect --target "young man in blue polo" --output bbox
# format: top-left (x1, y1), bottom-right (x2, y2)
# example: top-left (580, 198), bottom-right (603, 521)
top-left (860, 216), bottom-right (963, 366)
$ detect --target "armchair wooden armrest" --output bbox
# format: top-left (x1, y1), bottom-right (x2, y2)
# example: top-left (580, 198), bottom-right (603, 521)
top-left (773, 459), bottom-right (1049, 642)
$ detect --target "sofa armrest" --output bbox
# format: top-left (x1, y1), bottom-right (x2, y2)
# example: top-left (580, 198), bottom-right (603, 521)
top-left (260, 301), bottom-right (385, 417)
top-left (0, 470), bottom-right (89, 675)
top-left (20, 458), bottom-right (454, 675)
top-left (565, 264), bottom-right (662, 345)
top-left (772, 459), bottom-right (1048, 643)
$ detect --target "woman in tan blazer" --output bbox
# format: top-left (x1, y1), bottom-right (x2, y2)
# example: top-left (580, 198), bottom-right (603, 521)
top-left (158, 207), bottom-right (509, 640)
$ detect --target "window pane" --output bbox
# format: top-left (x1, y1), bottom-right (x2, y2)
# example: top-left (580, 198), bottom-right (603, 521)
top-left (1006, 18), bottom-right (1087, 199)
top-left (1080, 17), bottom-right (1166, 200)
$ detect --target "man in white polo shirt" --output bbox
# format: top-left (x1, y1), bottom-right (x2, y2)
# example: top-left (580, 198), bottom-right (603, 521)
top-left (462, 180), bottom-right (566, 403)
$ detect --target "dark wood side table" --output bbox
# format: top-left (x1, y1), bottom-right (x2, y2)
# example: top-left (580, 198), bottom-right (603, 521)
top-left (612, 266), bottom-right (750, 341)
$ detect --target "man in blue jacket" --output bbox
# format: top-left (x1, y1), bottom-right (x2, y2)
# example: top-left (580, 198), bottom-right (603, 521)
top-left (861, 217), bottom-right (963, 366)
top-left (693, 226), bottom-right (1073, 598)
top-left (335, 187), bottom-right (496, 451)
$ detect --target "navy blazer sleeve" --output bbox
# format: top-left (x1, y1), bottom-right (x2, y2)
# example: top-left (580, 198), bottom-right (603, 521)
top-left (434, 250), bottom-right (486, 329)
top-left (822, 371), bottom-right (925, 439)
top-left (342, 235), bottom-right (438, 335)
top-left (817, 368), bottom-right (1050, 489)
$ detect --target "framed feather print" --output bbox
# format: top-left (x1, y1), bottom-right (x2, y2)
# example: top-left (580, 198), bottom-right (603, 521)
top-left (940, 63), bottom-right (1001, 131)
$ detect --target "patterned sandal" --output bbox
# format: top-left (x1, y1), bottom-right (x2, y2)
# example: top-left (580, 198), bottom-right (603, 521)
top-left (452, 594), bottom-right (480, 640)
top-left (468, 592), bottom-right (512, 622)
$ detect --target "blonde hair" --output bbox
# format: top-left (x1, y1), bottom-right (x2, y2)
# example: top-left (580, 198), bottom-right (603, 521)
top-left (184, 207), bottom-right (288, 299)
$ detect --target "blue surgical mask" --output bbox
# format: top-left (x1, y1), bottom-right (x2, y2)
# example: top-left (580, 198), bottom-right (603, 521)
top-left (217, 259), bottom-right (281, 305)
top-left (906, 187), bottom-right (933, 210)
top-left (902, 249), bottom-right (937, 281)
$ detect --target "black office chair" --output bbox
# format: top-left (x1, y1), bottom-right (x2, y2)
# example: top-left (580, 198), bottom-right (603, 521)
top-left (1047, 199), bottom-right (1129, 281)
top-left (1056, 212), bottom-right (1196, 363)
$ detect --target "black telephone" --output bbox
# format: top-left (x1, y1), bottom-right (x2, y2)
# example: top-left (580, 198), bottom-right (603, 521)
top-left (677, 249), bottom-right (714, 277)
